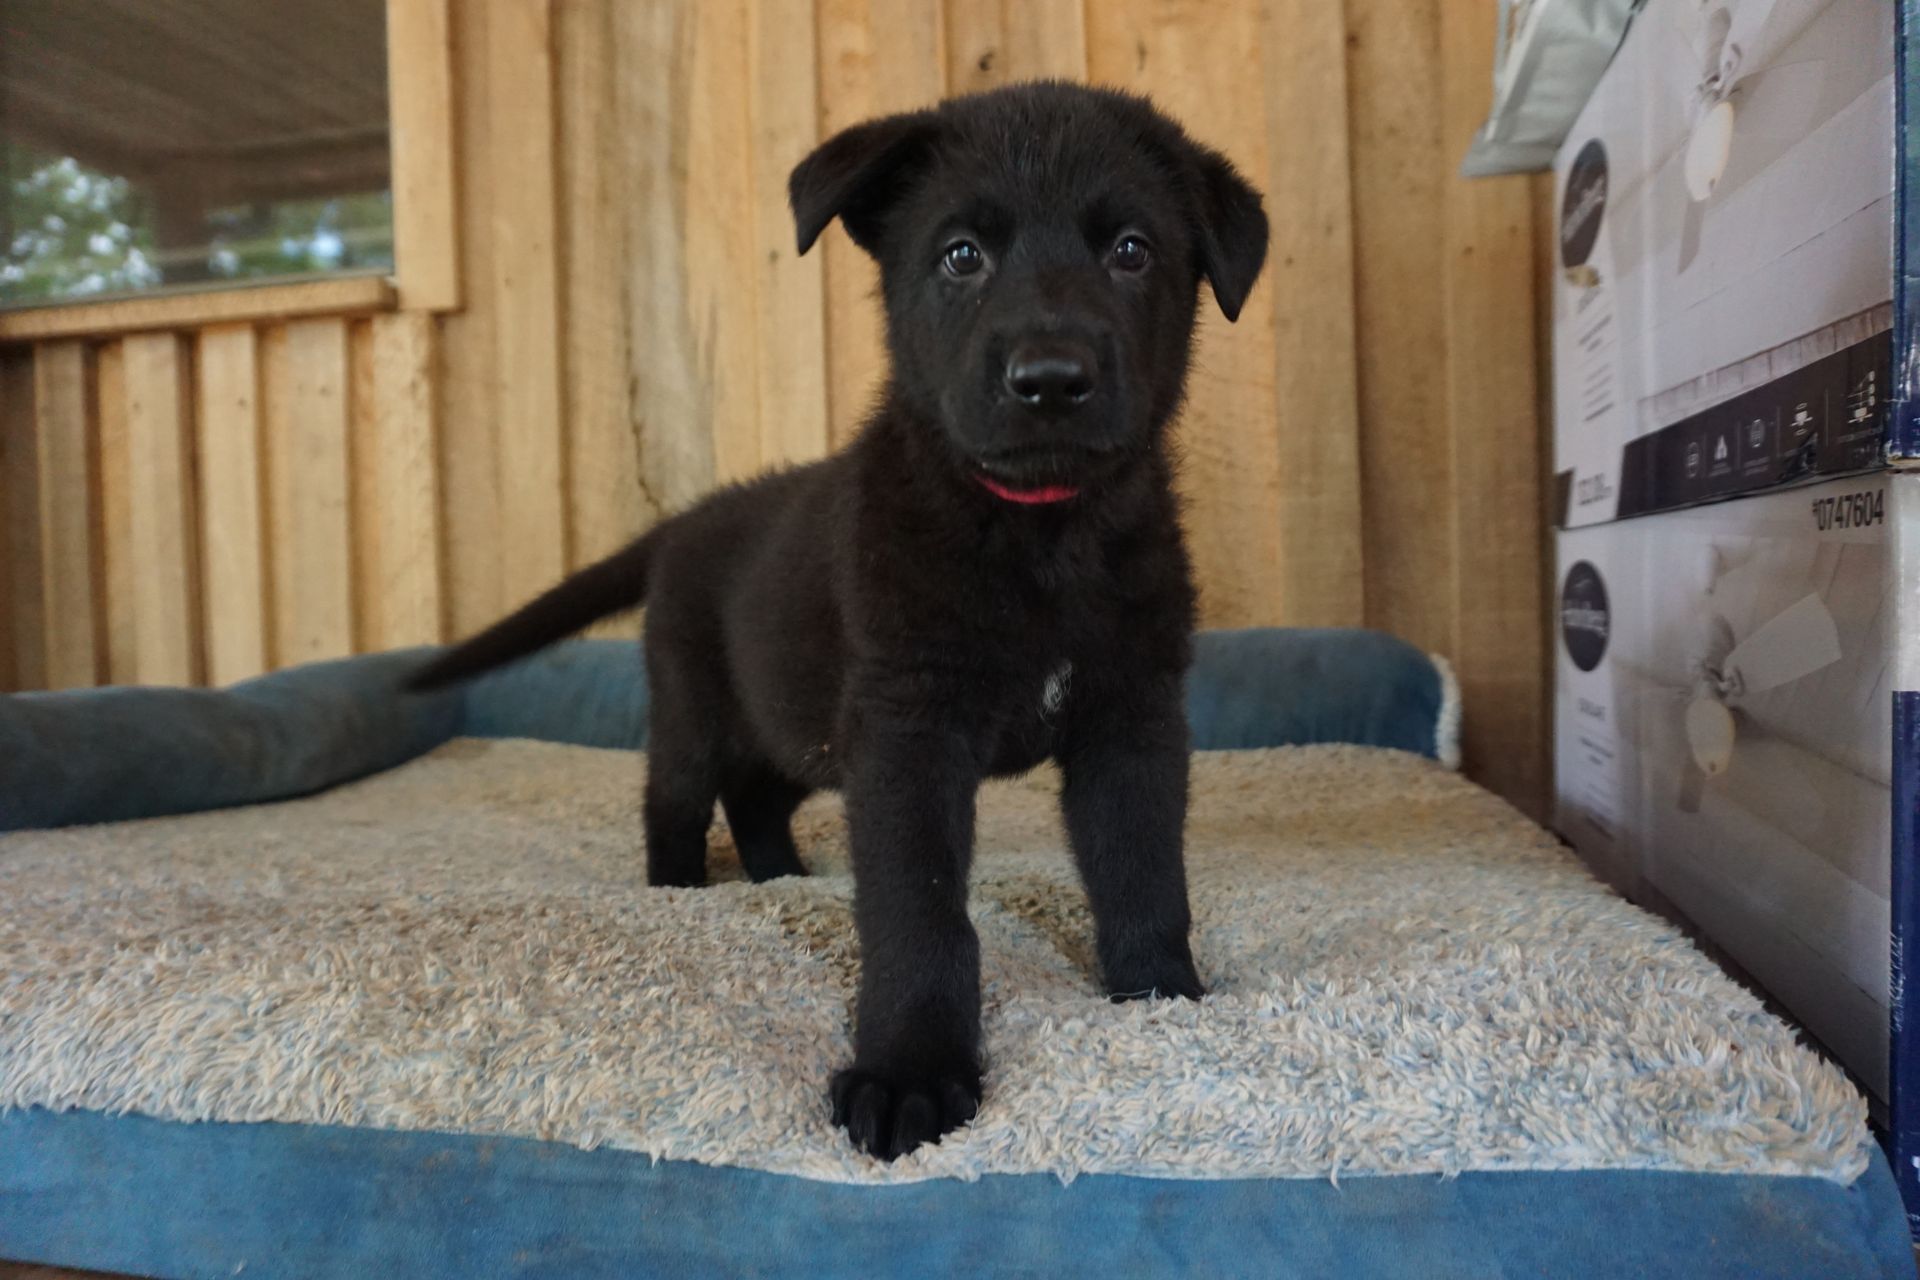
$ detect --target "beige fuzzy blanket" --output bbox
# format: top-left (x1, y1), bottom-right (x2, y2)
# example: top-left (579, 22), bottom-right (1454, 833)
top-left (0, 740), bottom-right (1872, 1185)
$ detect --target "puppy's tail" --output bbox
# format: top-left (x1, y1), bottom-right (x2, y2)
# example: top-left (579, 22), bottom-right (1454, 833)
top-left (405, 532), bottom-right (658, 691)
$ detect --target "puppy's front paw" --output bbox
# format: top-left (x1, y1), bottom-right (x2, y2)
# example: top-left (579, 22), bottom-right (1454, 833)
top-left (1104, 948), bottom-right (1204, 1002)
top-left (830, 1065), bottom-right (980, 1161)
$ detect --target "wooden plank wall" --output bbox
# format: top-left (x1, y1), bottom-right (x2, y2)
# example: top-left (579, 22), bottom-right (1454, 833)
top-left (0, 0), bottom-right (1547, 818)
top-left (0, 314), bottom-right (445, 690)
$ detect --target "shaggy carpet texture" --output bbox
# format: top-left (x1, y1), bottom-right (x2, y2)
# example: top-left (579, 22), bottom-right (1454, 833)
top-left (0, 740), bottom-right (1872, 1186)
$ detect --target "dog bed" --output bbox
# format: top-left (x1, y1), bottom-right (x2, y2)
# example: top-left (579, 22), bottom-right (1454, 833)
top-left (0, 629), bottom-right (1908, 1278)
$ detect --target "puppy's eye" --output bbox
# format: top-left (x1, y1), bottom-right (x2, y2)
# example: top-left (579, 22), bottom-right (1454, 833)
top-left (942, 240), bottom-right (985, 277)
top-left (1110, 234), bottom-right (1151, 272)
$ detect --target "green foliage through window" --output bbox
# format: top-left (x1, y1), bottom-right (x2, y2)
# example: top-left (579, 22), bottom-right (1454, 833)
top-left (2, 143), bottom-right (394, 306)
top-left (2, 145), bottom-right (158, 301)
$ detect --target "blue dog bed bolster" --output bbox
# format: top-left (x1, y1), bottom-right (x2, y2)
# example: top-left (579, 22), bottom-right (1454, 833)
top-left (0, 627), bottom-right (1456, 832)
top-left (461, 628), bottom-right (1459, 758)
top-left (1188, 628), bottom-right (1458, 762)
top-left (0, 650), bottom-right (462, 832)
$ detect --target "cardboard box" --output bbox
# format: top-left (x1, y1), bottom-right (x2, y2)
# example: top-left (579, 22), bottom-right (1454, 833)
top-left (1550, 0), bottom-right (1895, 528)
top-left (1554, 473), bottom-right (1899, 1096)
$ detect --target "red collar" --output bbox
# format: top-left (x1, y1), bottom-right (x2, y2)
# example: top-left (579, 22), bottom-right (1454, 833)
top-left (974, 474), bottom-right (1081, 505)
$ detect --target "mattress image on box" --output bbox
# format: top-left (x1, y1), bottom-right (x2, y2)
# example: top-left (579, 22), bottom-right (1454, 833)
top-left (1552, 0), bottom-right (1894, 526)
top-left (1556, 477), bottom-right (1893, 1096)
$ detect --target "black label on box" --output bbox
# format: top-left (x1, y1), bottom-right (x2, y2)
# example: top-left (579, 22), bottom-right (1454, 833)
top-left (1560, 561), bottom-right (1610, 672)
top-left (1614, 330), bottom-right (1890, 520)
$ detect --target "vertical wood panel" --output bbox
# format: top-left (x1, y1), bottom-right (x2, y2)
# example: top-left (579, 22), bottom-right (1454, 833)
top-left (693, 0), bottom-right (763, 485)
top-left (616, 0), bottom-right (720, 515)
top-left (1440, 1), bottom-right (1544, 817)
top-left (195, 324), bottom-right (271, 684)
top-left (858, 0), bottom-right (951, 110)
top-left (350, 320), bottom-right (380, 653)
top-left (815, 0), bottom-right (946, 447)
top-left (1000, 0), bottom-right (1086, 81)
top-left (437, 0), bottom-right (505, 637)
top-left (0, 351), bottom-right (43, 692)
top-left (1531, 166), bottom-right (1558, 754)
top-left (355, 313), bottom-right (446, 650)
top-left (1346, 0), bottom-right (1456, 656)
top-left (946, 0), bottom-right (1086, 90)
top-left (32, 341), bottom-right (103, 688)
top-left (387, 0), bottom-right (463, 311)
top-left (121, 333), bottom-right (204, 686)
top-left (485, 0), bottom-right (570, 602)
top-left (95, 341), bottom-right (137, 684)
top-left (748, 0), bottom-right (830, 468)
top-left (944, 0), bottom-right (1005, 93)
top-left (617, 0), bottom-right (759, 493)
top-left (264, 319), bottom-right (354, 666)
top-left (1088, 0), bottom-right (1285, 629)
top-left (559, 0), bottom-right (651, 591)
top-left (1263, 0), bottom-right (1365, 628)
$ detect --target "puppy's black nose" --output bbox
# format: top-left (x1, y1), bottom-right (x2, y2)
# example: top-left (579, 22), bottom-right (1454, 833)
top-left (1004, 341), bottom-right (1095, 411)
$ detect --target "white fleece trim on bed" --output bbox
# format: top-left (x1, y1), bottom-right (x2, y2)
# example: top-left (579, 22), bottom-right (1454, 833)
top-left (0, 740), bottom-right (1871, 1186)
top-left (1430, 652), bottom-right (1463, 770)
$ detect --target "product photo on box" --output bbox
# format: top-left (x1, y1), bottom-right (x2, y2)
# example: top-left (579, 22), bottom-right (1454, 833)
top-left (1551, 0), bottom-right (1896, 528)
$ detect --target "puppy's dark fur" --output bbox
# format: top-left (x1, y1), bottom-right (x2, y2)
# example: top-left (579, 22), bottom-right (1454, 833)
top-left (411, 82), bottom-right (1268, 1160)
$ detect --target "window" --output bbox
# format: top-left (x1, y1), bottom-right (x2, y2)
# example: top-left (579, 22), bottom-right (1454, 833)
top-left (0, 0), bottom-right (393, 307)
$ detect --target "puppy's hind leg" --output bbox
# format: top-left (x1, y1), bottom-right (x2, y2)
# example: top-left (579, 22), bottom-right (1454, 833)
top-left (721, 763), bottom-right (811, 882)
top-left (644, 751), bottom-right (719, 887)
top-left (643, 682), bottom-right (723, 887)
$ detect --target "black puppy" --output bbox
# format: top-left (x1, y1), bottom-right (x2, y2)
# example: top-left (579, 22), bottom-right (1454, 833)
top-left (410, 81), bottom-right (1268, 1160)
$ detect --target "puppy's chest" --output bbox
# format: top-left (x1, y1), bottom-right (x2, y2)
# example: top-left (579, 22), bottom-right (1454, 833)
top-left (984, 656), bottom-right (1076, 724)
top-left (1039, 661), bottom-right (1073, 720)
top-left (982, 659), bottom-right (1076, 776)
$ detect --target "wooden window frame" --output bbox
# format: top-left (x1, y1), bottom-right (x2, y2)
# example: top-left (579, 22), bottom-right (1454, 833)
top-left (0, 0), bottom-right (459, 342)
top-left (385, 0), bottom-right (461, 312)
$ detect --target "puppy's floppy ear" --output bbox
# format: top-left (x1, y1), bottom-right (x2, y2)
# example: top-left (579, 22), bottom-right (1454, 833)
top-left (1190, 148), bottom-right (1269, 323)
top-left (789, 112), bottom-right (938, 257)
